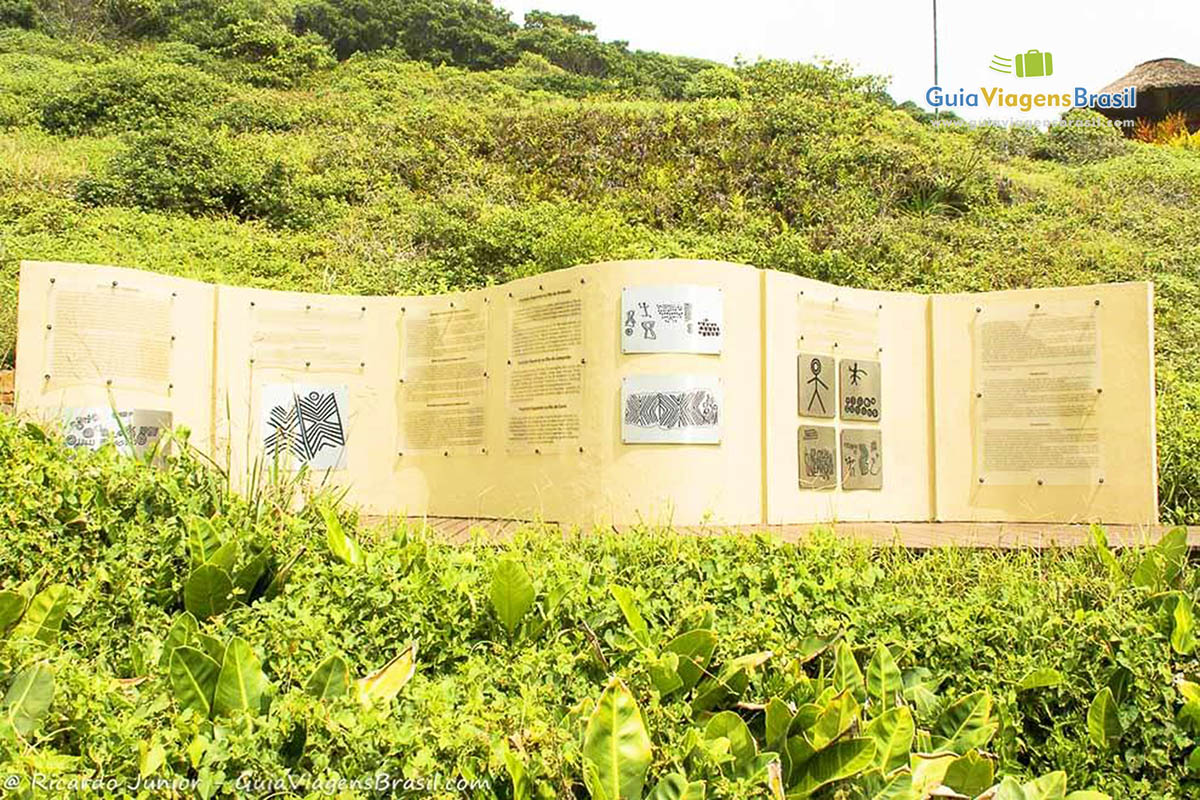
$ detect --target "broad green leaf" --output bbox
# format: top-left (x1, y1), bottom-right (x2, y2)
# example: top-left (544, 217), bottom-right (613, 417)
top-left (583, 761), bottom-right (611, 800)
top-left (832, 641), bottom-right (865, 700)
top-left (691, 651), bottom-right (772, 715)
top-left (262, 549), bottom-right (302, 600)
top-left (931, 691), bottom-right (997, 754)
top-left (3, 663), bottom-right (54, 737)
top-left (184, 565), bottom-right (233, 620)
top-left (187, 517), bottom-right (222, 568)
top-left (704, 711), bottom-right (757, 776)
top-left (808, 690), bottom-right (859, 750)
top-left (791, 737), bottom-right (875, 796)
top-left (1089, 525), bottom-right (1122, 582)
top-left (169, 646), bottom-right (219, 717)
top-left (205, 540), bottom-right (239, 573)
top-left (867, 645), bottom-right (902, 712)
top-left (213, 637), bottom-right (269, 717)
top-left (139, 739), bottom-right (166, 778)
top-left (943, 750), bottom-right (994, 796)
top-left (1022, 771), bottom-right (1067, 800)
top-left (1017, 669), bottom-right (1064, 692)
top-left (501, 744), bottom-right (532, 800)
top-left (765, 697), bottom-right (793, 749)
top-left (1178, 680), bottom-right (1200, 732)
top-left (784, 735), bottom-right (815, 784)
top-left (1172, 595), bottom-right (1196, 655)
top-left (995, 776), bottom-right (1027, 800)
top-left (646, 774), bottom-right (706, 800)
top-left (863, 706), bottom-right (913, 774)
top-left (648, 652), bottom-right (684, 696)
top-left (909, 752), bottom-right (957, 797)
top-left (871, 773), bottom-right (915, 800)
top-left (1190, 747), bottom-right (1200, 775)
top-left (357, 641), bottom-right (418, 707)
top-left (1087, 688), bottom-right (1121, 749)
top-left (196, 633), bottom-right (225, 665)
top-left (0, 590), bottom-right (26, 633)
top-left (664, 629), bottom-right (717, 693)
top-left (1156, 527), bottom-right (1188, 585)
top-left (490, 559), bottom-right (535, 638)
top-left (319, 503), bottom-right (364, 566)
top-left (233, 552), bottom-right (270, 600)
top-left (12, 584), bottom-right (70, 643)
top-left (305, 655), bottom-right (350, 700)
top-left (157, 612), bottom-right (198, 669)
top-left (1107, 666), bottom-right (1133, 705)
top-left (583, 677), bottom-right (652, 800)
top-left (610, 585), bottom-right (651, 647)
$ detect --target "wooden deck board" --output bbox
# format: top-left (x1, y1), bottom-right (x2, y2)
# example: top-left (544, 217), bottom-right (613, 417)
top-left (362, 516), bottom-right (1200, 548)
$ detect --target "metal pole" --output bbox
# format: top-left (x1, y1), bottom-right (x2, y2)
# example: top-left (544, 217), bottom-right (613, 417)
top-left (932, 0), bottom-right (939, 118)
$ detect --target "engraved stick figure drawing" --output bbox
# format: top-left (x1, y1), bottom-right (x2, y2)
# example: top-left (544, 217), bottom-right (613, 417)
top-left (641, 320), bottom-right (657, 339)
top-left (624, 310), bottom-right (636, 336)
top-left (638, 301), bottom-right (651, 317)
top-left (848, 361), bottom-right (867, 386)
top-left (806, 358), bottom-right (829, 414)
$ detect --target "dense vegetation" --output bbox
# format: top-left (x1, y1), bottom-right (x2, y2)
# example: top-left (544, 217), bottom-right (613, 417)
top-left (0, 8), bottom-right (1198, 793)
top-left (1, 416), bottom-right (1199, 799)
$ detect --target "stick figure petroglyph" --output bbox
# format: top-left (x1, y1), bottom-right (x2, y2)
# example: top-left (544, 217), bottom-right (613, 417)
top-left (806, 357), bottom-right (829, 414)
top-left (641, 320), bottom-right (656, 339)
top-left (624, 310), bottom-right (636, 336)
top-left (848, 361), bottom-right (867, 386)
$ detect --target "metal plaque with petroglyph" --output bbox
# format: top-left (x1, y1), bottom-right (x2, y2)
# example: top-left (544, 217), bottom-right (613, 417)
top-left (261, 383), bottom-right (347, 470)
top-left (621, 285), bottom-right (723, 354)
top-left (61, 408), bottom-right (172, 457)
top-left (841, 428), bottom-right (882, 490)
top-left (798, 353), bottom-right (835, 419)
top-left (799, 425), bottom-right (837, 489)
top-left (839, 358), bottom-right (881, 422)
top-left (621, 374), bottom-right (722, 444)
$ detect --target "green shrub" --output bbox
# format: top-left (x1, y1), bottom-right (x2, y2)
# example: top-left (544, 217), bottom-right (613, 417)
top-left (76, 126), bottom-right (323, 228)
top-left (682, 66), bottom-right (746, 100)
top-left (40, 59), bottom-right (231, 135)
top-left (0, 0), bottom-right (37, 29)
top-left (1038, 109), bottom-right (1130, 164)
top-left (214, 19), bottom-right (334, 88)
top-left (293, 0), bottom-right (517, 66)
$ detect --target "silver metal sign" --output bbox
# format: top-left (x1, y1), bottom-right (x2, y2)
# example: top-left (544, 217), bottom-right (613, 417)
top-left (798, 353), bottom-right (835, 419)
top-left (841, 428), bottom-right (883, 490)
top-left (799, 425), bottom-right (837, 489)
top-left (839, 358), bottom-right (881, 422)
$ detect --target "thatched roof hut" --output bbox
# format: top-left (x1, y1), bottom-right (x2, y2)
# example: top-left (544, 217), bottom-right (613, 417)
top-left (1094, 57), bottom-right (1200, 131)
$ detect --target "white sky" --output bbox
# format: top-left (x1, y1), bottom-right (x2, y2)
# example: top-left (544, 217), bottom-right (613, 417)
top-left (496, 0), bottom-right (1197, 120)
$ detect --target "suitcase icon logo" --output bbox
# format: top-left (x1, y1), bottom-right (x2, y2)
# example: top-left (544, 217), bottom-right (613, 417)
top-left (990, 50), bottom-right (1054, 78)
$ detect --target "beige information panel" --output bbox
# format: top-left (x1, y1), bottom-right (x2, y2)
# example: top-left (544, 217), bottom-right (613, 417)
top-left (934, 283), bottom-right (1155, 523)
top-left (764, 271), bottom-right (932, 523)
top-left (14, 260), bottom-right (1158, 527)
top-left (15, 261), bottom-right (216, 453)
top-left (214, 285), bottom-right (400, 511)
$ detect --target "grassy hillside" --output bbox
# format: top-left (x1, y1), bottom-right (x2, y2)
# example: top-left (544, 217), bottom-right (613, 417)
top-left (2, 27), bottom-right (1198, 520)
top-left (1, 415), bottom-right (1197, 798)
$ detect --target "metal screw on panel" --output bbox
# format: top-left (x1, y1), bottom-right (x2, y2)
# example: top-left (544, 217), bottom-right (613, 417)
top-left (1094, 299), bottom-right (1101, 306)
top-left (45, 324), bottom-right (52, 330)
top-left (978, 477), bottom-right (985, 484)
top-left (534, 448), bottom-right (541, 455)
top-left (43, 373), bottom-right (50, 381)
top-left (106, 379), bottom-right (113, 386)
top-left (1099, 477), bottom-right (1105, 484)
top-left (975, 306), bottom-right (981, 313)
top-left (1037, 479), bottom-right (1044, 486)
top-left (305, 361), bottom-right (311, 368)
top-left (111, 281), bottom-right (118, 288)
top-left (49, 277), bottom-right (55, 284)
top-left (1034, 303), bottom-right (1040, 309)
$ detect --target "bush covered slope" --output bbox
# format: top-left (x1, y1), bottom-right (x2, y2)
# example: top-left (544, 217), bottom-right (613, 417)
top-left (0, 10), bottom-right (1198, 526)
top-left (1, 416), bottom-right (1198, 798)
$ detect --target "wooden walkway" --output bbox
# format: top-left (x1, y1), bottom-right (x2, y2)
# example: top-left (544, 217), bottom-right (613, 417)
top-left (364, 516), bottom-right (1200, 549)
